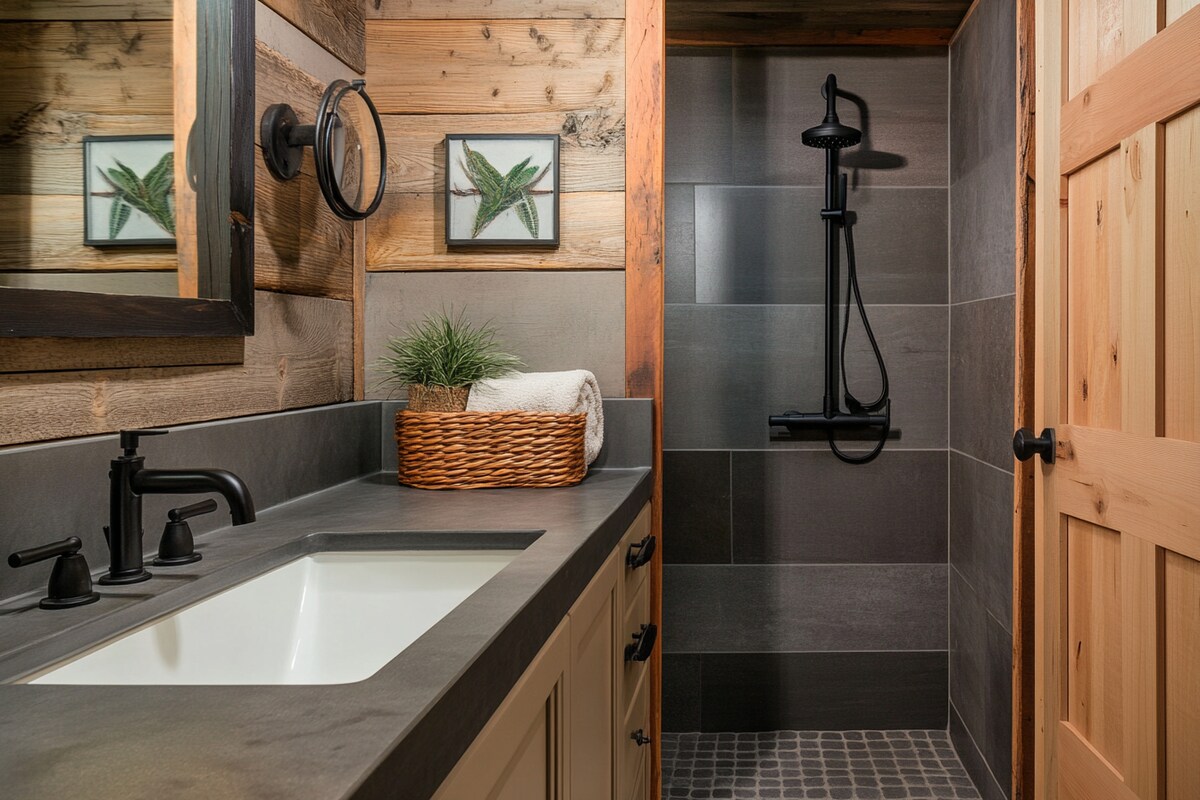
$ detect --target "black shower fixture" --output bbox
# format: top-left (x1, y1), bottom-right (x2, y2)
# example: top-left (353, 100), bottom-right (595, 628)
top-left (800, 76), bottom-right (862, 150)
top-left (769, 74), bottom-right (892, 464)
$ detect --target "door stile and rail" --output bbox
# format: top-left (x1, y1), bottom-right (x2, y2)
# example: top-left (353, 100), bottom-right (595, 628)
top-left (1033, 2), bottom-right (1200, 800)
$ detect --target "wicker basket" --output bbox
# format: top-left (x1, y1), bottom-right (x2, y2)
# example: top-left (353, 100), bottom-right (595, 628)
top-left (396, 409), bottom-right (587, 490)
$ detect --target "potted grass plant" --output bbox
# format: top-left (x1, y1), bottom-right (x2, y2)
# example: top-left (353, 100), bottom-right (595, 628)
top-left (375, 311), bottom-right (522, 412)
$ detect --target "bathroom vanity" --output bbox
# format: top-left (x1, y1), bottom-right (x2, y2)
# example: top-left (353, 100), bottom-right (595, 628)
top-left (0, 401), bottom-right (655, 800)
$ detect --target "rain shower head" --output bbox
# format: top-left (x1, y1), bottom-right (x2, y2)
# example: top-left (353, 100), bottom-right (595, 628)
top-left (801, 74), bottom-right (862, 150)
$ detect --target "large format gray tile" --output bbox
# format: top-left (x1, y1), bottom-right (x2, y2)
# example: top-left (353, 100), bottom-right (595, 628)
top-left (951, 703), bottom-right (1010, 800)
top-left (699, 652), bottom-right (949, 731)
top-left (951, 145), bottom-right (1017, 304)
top-left (950, 0), bottom-right (1016, 188)
top-left (950, 295), bottom-right (1015, 470)
top-left (695, 186), bottom-right (948, 305)
top-left (364, 271), bottom-right (626, 399)
top-left (949, 567), bottom-right (1013, 794)
top-left (0, 403), bottom-right (381, 601)
top-left (663, 653), bottom-right (703, 732)
top-left (666, 49), bottom-right (733, 183)
top-left (664, 304), bottom-right (948, 450)
top-left (666, 184), bottom-right (697, 304)
top-left (731, 48), bottom-right (948, 187)
top-left (731, 449), bottom-right (947, 564)
top-left (664, 451), bottom-right (731, 564)
top-left (950, 451), bottom-right (1014, 631)
top-left (950, 0), bottom-right (1016, 304)
top-left (663, 564), bottom-right (947, 652)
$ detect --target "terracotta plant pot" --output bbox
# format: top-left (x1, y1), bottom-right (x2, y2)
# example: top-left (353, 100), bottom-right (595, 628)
top-left (407, 384), bottom-right (470, 412)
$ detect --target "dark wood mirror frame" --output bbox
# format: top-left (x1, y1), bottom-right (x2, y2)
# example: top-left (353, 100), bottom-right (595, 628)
top-left (0, 0), bottom-right (255, 339)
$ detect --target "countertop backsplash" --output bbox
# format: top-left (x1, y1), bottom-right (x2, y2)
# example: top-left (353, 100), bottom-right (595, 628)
top-left (0, 399), bottom-right (651, 604)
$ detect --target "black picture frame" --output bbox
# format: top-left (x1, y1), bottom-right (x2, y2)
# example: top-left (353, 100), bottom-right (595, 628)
top-left (83, 134), bottom-right (177, 248)
top-left (0, 0), bottom-right (255, 339)
top-left (444, 134), bottom-right (560, 248)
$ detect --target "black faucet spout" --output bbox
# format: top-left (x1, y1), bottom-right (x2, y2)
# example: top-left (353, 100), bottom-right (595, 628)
top-left (130, 469), bottom-right (257, 525)
top-left (101, 430), bottom-right (257, 585)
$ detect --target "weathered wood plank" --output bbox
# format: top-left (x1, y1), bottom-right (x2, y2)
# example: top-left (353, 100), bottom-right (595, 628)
top-left (0, 291), bottom-right (353, 445)
top-left (1, 21), bottom-right (173, 116)
top-left (254, 41), bottom-right (355, 300)
top-left (666, 26), bottom-right (955, 46)
top-left (260, 0), bottom-right (366, 73)
top-left (0, 0), bottom-right (172, 20)
top-left (0, 194), bottom-right (176, 271)
top-left (365, 19), bottom-right (625, 114)
top-left (625, 1), bottom-right (663, 797)
top-left (366, 191), bottom-right (624, 271)
top-left (0, 336), bottom-right (242, 373)
top-left (0, 110), bottom-right (173, 195)
top-left (381, 110), bottom-right (625, 193)
top-left (367, 0), bottom-right (625, 19)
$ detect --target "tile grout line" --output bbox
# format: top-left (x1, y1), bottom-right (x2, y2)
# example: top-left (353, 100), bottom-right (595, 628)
top-left (949, 291), bottom-right (1018, 308)
top-left (949, 447), bottom-right (1016, 477)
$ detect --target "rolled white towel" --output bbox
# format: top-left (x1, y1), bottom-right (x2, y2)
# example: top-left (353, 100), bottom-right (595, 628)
top-left (467, 370), bottom-right (604, 465)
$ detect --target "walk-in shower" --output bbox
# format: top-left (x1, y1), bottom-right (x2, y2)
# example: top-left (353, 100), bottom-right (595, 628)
top-left (769, 74), bottom-right (892, 464)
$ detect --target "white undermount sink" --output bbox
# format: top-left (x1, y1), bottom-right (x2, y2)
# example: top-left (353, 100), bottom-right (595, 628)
top-left (30, 550), bottom-right (519, 686)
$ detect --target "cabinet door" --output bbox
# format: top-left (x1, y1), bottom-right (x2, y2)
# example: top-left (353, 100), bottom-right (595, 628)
top-left (568, 550), bottom-right (619, 800)
top-left (434, 619), bottom-right (569, 800)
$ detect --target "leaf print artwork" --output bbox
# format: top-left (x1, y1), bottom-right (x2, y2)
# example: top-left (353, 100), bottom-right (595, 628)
top-left (98, 152), bottom-right (176, 237)
top-left (456, 142), bottom-right (550, 238)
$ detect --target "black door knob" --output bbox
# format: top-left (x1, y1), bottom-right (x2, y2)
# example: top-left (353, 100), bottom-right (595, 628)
top-left (1013, 427), bottom-right (1056, 464)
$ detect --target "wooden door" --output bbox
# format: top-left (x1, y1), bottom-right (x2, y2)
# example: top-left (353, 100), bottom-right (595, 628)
top-left (1034, 3), bottom-right (1200, 800)
top-left (568, 550), bottom-right (619, 800)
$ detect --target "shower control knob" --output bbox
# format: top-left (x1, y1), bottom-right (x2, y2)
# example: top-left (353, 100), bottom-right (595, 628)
top-left (1013, 427), bottom-right (1056, 464)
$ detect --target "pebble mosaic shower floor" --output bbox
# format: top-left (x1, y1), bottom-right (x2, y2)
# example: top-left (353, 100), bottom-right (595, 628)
top-left (661, 730), bottom-right (983, 800)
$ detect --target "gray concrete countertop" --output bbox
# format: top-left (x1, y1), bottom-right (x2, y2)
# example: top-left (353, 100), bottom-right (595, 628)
top-left (0, 467), bottom-right (652, 800)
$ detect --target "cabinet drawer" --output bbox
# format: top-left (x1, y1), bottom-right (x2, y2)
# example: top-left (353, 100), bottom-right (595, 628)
top-left (619, 669), bottom-right (651, 800)
top-left (619, 504), bottom-right (653, 613)
top-left (620, 573), bottom-right (652, 713)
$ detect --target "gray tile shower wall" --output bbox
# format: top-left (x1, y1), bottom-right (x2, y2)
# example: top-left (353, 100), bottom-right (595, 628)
top-left (948, 0), bottom-right (1017, 796)
top-left (664, 46), bottom-right (950, 732)
top-left (0, 403), bottom-right (382, 602)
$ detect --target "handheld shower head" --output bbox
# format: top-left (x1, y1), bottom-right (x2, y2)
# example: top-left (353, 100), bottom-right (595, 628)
top-left (801, 74), bottom-right (862, 150)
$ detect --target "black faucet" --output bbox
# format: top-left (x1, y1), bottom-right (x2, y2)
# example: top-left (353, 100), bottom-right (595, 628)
top-left (101, 429), bottom-right (256, 585)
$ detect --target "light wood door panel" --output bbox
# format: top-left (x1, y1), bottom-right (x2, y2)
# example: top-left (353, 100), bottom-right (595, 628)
top-left (1163, 106), bottom-right (1200, 443)
top-left (1036, 4), bottom-right (1200, 800)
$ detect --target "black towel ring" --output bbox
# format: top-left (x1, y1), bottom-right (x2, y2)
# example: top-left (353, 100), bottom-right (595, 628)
top-left (260, 79), bottom-right (388, 221)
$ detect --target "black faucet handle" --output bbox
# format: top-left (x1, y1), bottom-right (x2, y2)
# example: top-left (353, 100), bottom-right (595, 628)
top-left (156, 499), bottom-right (218, 567)
top-left (8, 537), bottom-right (100, 610)
top-left (120, 428), bottom-right (168, 456)
top-left (169, 499), bottom-right (219, 523)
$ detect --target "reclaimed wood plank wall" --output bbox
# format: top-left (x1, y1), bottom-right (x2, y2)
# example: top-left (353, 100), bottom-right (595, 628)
top-left (362, 1), bottom-right (627, 273)
top-left (0, 9), bottom-right (178, 281)
top-left (0, 0), bottom-right (364, 445)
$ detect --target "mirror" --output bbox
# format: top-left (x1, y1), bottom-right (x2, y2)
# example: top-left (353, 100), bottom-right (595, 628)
top-left (0, 0), bottom-right (254, 337)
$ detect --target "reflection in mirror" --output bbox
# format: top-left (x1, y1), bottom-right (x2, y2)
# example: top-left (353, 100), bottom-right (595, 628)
top-left (1, 0), bottom-right (177, 297)
top-left (0, 0), bottom-right (221, 301)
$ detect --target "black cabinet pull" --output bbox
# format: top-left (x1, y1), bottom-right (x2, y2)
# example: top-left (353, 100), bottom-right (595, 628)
top-left (8, 537), bottom-right (100, 610)
top-left (625, 623), bottom-right (658, 663)
top-left (631, 729), bottom-right (652, 746)
top-left (1013, 427), bottom-right (1056, 464)
top-left (626, 534), bottom-right (656, 569)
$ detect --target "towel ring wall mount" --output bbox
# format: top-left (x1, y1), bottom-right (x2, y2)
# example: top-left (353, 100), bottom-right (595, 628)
top-left (260, 79), bottom-right (387, 221)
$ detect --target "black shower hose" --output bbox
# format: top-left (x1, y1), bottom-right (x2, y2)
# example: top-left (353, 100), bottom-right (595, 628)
top-left (828, 222), bottom-right (891, 465)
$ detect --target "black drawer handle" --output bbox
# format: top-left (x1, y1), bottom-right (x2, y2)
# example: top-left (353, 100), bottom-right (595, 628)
top-left (631, 729), bottom-right (652, 746)
top-left (624, 623), bottom-right (657, 663)
top-left (626, 534), bottom-right (656, 569)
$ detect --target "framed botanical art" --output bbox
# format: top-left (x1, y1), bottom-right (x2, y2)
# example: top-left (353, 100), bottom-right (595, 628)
top-left (445, 134), bottom-right (560, 247)
top-left (83, 134), bottom-right (176, 247)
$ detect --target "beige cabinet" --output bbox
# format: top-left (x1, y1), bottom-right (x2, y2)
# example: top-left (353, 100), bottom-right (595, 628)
top-left (434, 503), bottom-right (656, 800)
